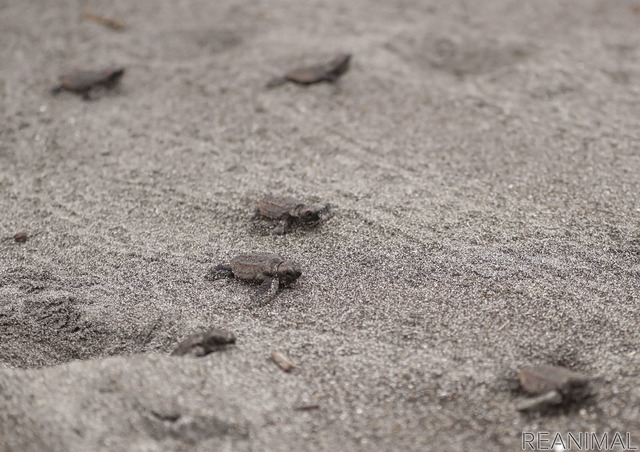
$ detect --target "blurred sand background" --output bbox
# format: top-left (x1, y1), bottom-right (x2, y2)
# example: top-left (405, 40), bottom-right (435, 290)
top-left (1, 0), bottom-right (639, 450)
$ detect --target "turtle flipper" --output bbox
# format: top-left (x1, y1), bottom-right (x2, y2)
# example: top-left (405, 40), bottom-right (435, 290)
top-left (274, 218), bottom-right (291, 235)
top-left (206, 264), bottom-right (234, 281)
top-left (516, 390), bottom-right (563, 412)
top-left (313, 203), bottom-right (332, 222)
top-left (84, 86), bottom-right (105, 101)
top-left (51, 85), bottom-right (65, 95)
top-left (255, 276), bottom-right (279, 301)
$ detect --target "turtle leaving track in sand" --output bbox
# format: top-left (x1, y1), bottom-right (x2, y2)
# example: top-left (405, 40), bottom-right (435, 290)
top-left (209, 253), bottom-right (302, 301)
top-left (254, 195), bottom-right (330, 234)
top-left (51, 68), bottom-right (125, 100)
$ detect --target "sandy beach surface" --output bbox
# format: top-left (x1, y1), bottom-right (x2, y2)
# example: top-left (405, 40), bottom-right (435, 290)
top-left (1, 0), bottom-right (639, 450)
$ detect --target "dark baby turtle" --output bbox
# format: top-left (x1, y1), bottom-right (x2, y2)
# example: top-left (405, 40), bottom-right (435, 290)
top-left (255, 195), bottom-right (330, 234)
top-left (2, 231), bottom-right (39, 244)
top-left (171, 328), bottom-right (236, 357)
top-left (13, 232), bottom-right (29, 243)
top-left (210, 253), bottom-right (302, 301)
top-left (51, 68), bottom-right (125, 100)
top-left (517, 364), bottom-right (590, 411)
top-left (266, 54), bottom-right (351, 88)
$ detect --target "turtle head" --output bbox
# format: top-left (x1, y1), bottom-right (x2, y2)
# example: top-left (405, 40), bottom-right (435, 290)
top-left (298, 204), bottom-right (330, 223)
top-left (299, 207), bottom-right (321, 223)
top-left (104, 68), bottom-right (125, 87)
top-left (109, 68), bottom-right (125, 80)
top-left (277, 260), bottom-right (302, 285)
top-left (326, 54), bottom-right (351, 80)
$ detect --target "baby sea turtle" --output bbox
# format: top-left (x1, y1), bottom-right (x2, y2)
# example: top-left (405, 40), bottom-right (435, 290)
top-left (254, 195), bottom-right (330, 234)
top-left (517, 364), bottom-right (590, 411)
top-left (171, 328), bottom-right (236, 357)
top-left (82, 11), bottom-right (125, 31)
top-left (51, 68), bottom-right (125, 100)
top-left (209, 253), bottom-right (302, 301)
top-left (266, 54), bottom-right (351, 88)
top-left (13, 231), bottom-right (29, 243)
top-left (1, 231), bottom-right (40, 244)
